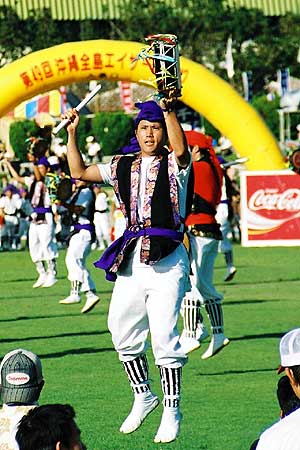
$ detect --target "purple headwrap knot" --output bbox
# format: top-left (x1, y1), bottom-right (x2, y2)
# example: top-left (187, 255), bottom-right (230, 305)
top-left (134, 100), bottom-right (165, 129)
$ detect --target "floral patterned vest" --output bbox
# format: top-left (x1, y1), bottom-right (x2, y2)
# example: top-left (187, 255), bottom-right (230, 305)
top-left (110, 148), bottom-right (182, 264)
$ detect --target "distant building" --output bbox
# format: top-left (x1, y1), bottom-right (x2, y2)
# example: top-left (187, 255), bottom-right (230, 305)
top-left (0, 0), bottom-right (299, 20)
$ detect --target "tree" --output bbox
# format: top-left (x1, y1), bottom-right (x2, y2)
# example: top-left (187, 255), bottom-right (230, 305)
top-left (9, 120), bottom-right (40, 161)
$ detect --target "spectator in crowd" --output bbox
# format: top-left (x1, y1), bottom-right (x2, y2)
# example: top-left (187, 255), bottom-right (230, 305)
top-left (255, 328), bottom-right (300, 449)
top-left (16, 403), bottom-right (86, 450)
top-left (93, 184), bottom-right (111, 250)
top-left (0, 349), bottom-right (45, 450)
top-left (85, 135), bottom-right (102, 164)
top-left (250, 375), bottom-right (300, 449)
top-left (0, 184), bottom-right (22, 250)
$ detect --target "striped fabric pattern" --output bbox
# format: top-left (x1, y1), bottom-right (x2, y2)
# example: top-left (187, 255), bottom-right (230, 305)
top-left (225, 0), bottom-right (300, 16)
top-left (204, 298), bottom-right (224, 334)
top-left (0, 0), bottom-right (129, 20)
top-left (0, 0), bottom-right (299, 20)
top-left (122, 355), bottom-right (150, 394)
top-left (159, 366), bottom-right (182, 408)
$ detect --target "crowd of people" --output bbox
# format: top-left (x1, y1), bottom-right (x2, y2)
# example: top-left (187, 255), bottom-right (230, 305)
top-left (0, 138), bottom-right (118, 255)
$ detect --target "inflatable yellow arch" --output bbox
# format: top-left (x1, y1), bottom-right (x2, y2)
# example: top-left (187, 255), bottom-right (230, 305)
top-left (0, 39), bottom-right (285, 170)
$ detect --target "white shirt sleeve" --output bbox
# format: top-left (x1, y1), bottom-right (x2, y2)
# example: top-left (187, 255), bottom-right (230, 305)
top-left (97, 162), bottom-right (112, 185)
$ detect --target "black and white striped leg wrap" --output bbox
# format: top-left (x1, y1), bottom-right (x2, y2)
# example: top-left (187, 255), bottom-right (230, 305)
top-left (48, 259), bottom-right (57, 276)
top-left (204, 298), bottom-right (223, 334)
top-left (71, 280), bottom-right (81, 296)
top-left (159, 366), bottom-right (182, 408)
top-left (122, 354), bottom-right (150, 394)
top-left (181, 298), bottom-right (201, 338)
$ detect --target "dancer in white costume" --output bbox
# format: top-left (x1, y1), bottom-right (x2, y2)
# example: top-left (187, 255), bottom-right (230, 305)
top-left (61, 95), bottom-right (191, 444)
top-left (4, 142), bottom-right (58, 288)
top-left (59, 179), bottom-right (100, 314)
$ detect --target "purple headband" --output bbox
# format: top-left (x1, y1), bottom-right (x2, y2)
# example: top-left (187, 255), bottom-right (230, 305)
top-left (37, 156), bottom-right (50, 168)
top-left (134, 100), bottom-right (165, 129)
top-left (3, 184), bottom-right (18, 194)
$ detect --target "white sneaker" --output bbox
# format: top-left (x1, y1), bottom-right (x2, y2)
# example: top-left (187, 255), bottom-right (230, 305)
top-left (154, 407), bottom-right (182, 443)
top-left (201, 333), bottom-right (230, 360)
top-left (224, 266), bottom-right (237, 282)
top-left (81, 293), bottom-right (100, 314)
top-left (196, 324), bottom-right (210, 342)
top-left (32, 273), bottom-right (47, 288)
top-left (59, 294), bottom-right (81, 304)
top-left (42, 274), bottom-right (57, 288)
top-left (179, 336), bottom-right (200, 354)
top-left (120, 392), bottom-right (159, 434)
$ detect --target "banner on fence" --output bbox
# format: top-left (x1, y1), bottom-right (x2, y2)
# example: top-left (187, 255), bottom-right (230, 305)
top-left (240, 170), bottom-right (300, 246)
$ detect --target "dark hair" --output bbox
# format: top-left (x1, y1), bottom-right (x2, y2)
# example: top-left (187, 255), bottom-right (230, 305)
top-left (16, 403), bottom-right (80, 450)
top-left (277, 375), bottom-right (300, 417)
top-left (290, 365), bottom-right (300, 382)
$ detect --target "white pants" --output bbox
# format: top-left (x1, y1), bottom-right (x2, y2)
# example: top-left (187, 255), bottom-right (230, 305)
top-left (94, 211), bottom-right (111, 245)
top-left (108, 243), bottom-right (190, 367)
top-left (188, 233), bottom-right (223, 302)
top-left (65, 229), bottom-right (95, 292)
top-left (216, 203), bottom-right (232, 253)
top-left (28, 216), bottom-right (58, 263)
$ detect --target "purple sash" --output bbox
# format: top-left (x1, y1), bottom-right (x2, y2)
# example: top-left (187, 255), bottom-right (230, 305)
top-left (33, 207), bottom-right (52, 214)
top-left (73, 223), bottom-right (94, 233)
top-left (94, 227), bottom-right (183, 281)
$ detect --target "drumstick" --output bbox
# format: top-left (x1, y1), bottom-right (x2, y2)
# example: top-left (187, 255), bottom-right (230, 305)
top-left (222, 157), bottom-right (249, 168)
top-left (52, 83), bottom-right (102, 135)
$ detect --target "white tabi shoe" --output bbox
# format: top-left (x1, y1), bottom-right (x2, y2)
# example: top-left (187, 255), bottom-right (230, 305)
top-left (59, 294), bottom-right (81, 305)
top-left (42, 274), bottom-right (57, 288)
top-left (119, 392), bottom-right (160, 434)
top-left (81, 293), bottom-right (100, 314)
top-left (179, 336), bottom-right (200, 354)
top-left (224, 266), bottom-right (237, 282)
top-left (201, 333), bottom-right (230, 360)
top-left (32, 273), bottom-right (47, 288)
top-left (154, 407), bottom-right (182, 444)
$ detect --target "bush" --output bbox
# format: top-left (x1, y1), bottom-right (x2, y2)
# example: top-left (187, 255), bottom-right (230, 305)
top-left (9, 119), bottom-right (40, 161)
top-left (91, 112), bottom-right (134, 156)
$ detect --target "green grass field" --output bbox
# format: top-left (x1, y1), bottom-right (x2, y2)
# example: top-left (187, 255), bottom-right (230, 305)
top-left (1, 244), bottom-right (300, 450)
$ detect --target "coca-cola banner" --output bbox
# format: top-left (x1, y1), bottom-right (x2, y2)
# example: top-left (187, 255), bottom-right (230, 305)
top-left (240, 170), bottom-right (300, 246)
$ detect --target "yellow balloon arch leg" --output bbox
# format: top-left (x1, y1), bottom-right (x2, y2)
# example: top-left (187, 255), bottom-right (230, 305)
top-left (0, 39), bottom-right (285, 170)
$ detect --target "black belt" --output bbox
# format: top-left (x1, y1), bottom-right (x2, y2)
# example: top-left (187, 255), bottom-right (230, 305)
top-left (188, 225), bottom-right (222, 240)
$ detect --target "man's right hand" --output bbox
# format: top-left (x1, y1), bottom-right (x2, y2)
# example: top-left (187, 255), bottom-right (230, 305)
top-left (61, 108), bottom-right (80, 133)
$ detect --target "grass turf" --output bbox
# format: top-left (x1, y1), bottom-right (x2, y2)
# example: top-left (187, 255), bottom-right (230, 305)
top-left (1, 244), bottom-right (300, 449)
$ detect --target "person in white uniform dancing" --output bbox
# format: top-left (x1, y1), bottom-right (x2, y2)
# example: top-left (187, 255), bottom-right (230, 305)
top-left (4, 142), bottom-right (58, 288)
top-left (61, 95), bottom-right (191, 444)
top-left (59, 179), bottom-right (100, 314)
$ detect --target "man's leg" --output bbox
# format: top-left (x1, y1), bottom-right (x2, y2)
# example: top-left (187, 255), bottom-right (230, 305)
top-left (180, 297), bottom-right (207, 354)
top-left (120, 354), bottom-right (159, 434)
top-left (154, 365), bottom-right (182, 444)
top-left (32, 261), bottom-right (47, 288)
top-left (201, 298), bottom-right (230, 359)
